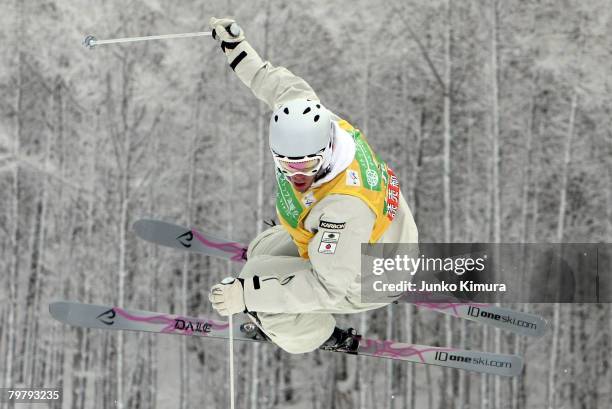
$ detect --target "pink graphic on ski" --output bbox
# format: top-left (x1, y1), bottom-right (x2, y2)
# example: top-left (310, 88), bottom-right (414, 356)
top-left (191, 229), bottom-right (247, 262)
top-left (111, 307), bottom-right (229, 335)
top-left (132, 218), bottom-right (546, 337)
top-left (358, 339), bottom-right (454, 362)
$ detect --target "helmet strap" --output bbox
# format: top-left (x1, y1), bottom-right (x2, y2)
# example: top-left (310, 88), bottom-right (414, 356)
top-left (315, 125), bottom-right (335, 180)
top-left (314, 164), bottom-right (332, 182)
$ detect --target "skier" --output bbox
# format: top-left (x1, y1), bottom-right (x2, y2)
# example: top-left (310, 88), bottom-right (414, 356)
top-left (208, 17), bottom-right (418, 353)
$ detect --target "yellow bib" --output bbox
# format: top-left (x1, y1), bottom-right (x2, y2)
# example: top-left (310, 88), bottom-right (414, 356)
top-left (275, 120), bottom-right (401, 258)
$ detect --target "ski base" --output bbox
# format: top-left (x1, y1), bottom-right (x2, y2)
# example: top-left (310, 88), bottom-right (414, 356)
top-left (50, 301), bottom-right (523, 377)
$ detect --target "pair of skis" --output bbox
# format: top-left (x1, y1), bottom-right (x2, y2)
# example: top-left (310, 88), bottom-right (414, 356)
top-left (50, 219), bottom-right (547, 377)
top-left (50, 300), bottom-right (522, 376)
top-left (131, 219), bottom-right (546, 338)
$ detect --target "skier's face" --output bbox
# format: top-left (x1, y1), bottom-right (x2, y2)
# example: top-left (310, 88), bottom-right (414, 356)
top-left (289, 174), bottom-right (315, 192)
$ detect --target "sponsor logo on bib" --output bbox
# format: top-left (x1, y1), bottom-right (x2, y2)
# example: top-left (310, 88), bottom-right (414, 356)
top-left (319, 220), bottom-right (345, 230)
top-left (346, 170), bottom-right (360, 186)
top-left (302, 192), bottom-right (316, 207)
top-left (366, 169), bottom-right (379, 187)
top-left (318, 231), bottom-right (340, 254)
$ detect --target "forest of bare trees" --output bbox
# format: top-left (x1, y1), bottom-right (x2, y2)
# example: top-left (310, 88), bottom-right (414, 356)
top-left (1, 0), bottom-right (611, 408)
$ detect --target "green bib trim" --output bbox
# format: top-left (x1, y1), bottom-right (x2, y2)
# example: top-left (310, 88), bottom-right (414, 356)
top-left (275, 170), bottom-right (303, 228)
top-left (352, 130), bottom-right (382, 191)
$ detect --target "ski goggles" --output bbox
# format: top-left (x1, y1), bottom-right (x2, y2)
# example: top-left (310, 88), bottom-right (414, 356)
top-left (273, 154), bottom-right (325, 176)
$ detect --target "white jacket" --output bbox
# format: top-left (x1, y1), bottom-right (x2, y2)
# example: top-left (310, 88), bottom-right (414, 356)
top-left (223, 41), bottom-right (419, 313)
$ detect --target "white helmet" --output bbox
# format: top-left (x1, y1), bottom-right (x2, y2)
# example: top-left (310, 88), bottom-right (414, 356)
top-left (269, 99), bottom-right (334, 177)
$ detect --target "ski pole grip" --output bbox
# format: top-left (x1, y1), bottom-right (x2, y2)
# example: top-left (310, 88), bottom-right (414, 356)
top-left (221, 277), bottom-right (236, 285)
top-left (83, 35), bottom-right (97, 49)
top-left (228, 23), bottom-right (242, 38)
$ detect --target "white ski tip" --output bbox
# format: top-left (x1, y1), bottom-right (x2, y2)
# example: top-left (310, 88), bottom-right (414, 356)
top-left (49, 301), bottom-right (72, 322)
top-left (132, 218), bottom-right (191, 245)
top-left (132, 219), bottom-right (154, 238)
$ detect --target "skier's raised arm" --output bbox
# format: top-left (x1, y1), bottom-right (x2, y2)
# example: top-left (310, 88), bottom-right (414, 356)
top-left (209, 17), bottom-right (319, 110)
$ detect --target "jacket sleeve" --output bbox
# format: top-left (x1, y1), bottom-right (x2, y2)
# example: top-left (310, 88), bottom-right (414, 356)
top-left (242, 195), bottom-right (375, 313)
top-left (224, 41), bottom-right (319, 109)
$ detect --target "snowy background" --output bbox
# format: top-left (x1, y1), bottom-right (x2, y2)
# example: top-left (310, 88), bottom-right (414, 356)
top-left (1, 0), bottom-right (611, 408)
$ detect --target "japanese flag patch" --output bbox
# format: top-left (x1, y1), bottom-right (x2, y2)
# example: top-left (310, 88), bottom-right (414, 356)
top-left (318, 241), bottom-right (337, 254)
top-left (318, 231), bottom-right (340, 254)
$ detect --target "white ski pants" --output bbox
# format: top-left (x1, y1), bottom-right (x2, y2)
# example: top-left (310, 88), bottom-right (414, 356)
top-left (239, 226), bottom-right (336, 354)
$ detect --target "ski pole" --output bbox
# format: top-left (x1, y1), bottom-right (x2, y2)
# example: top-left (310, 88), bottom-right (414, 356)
top-left (83, 23), bottom-right (241, 49)
top-left (228, 313), bottom-right (235, 409)
top-left (221, 277), bottom-right (236, 409)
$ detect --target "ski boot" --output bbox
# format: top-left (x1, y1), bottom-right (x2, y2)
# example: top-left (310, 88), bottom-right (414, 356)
top-left (320, 327), bottom-right (361, 354)
top-left (240, 320), bottom-right (270, 342)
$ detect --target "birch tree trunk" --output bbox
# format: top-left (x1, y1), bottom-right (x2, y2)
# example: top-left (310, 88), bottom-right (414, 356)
top-left (179, 106), bottom-right (198, 409)
top-left (386, 306), bottom-right (394, 409)
top-left (4, 48), bottom-right (24, 397)
top-left (358, 25), bottom-right (372, 409)
top-left (426, 363), bottom-right (433, 409)
top-left (116, 122), bottom-right (129, 409)
top-left (457, 320), bottom-right (467, 409)
top-left (0, 307), bottom-right (6, 387)
top-left (457, 120), bottom-right (474, 409)
top-left (490, 0), bottom-right (500, 244)
top-left (442, 0), bottom-right (452, 244)
top-left (24, 144), bottom-right (50, 387)
top-left (488, 5), bottom-right (503, 407)
top-left (113, 53), bottom-right (137, 408)
top-left (515, 88), bottom-right (537, 409)
top-left (441, 2), bottom-right (453, 406)
top-left (609, 304), bottom-right (612, 408)
top-left (480, 326), bottom-right (488, 409)
top-left (78, 120), bottom-right (98, 409)
top-left (493, 321), bottom-right (501, 408)
top-left (405, 306), bottom-right (416, 409)
top-left (520, 86), bottom-right (537, 246)
top-left (145, 131), bottom-right (161, 409)
top-left (21, 200), bottom-right (38, 384)
top-left (547, 90), bottom-right (578, 409)
top-left (251, 4), bottom-right (272, 406)
top-left (30, 76), bottom-right (55, 383)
